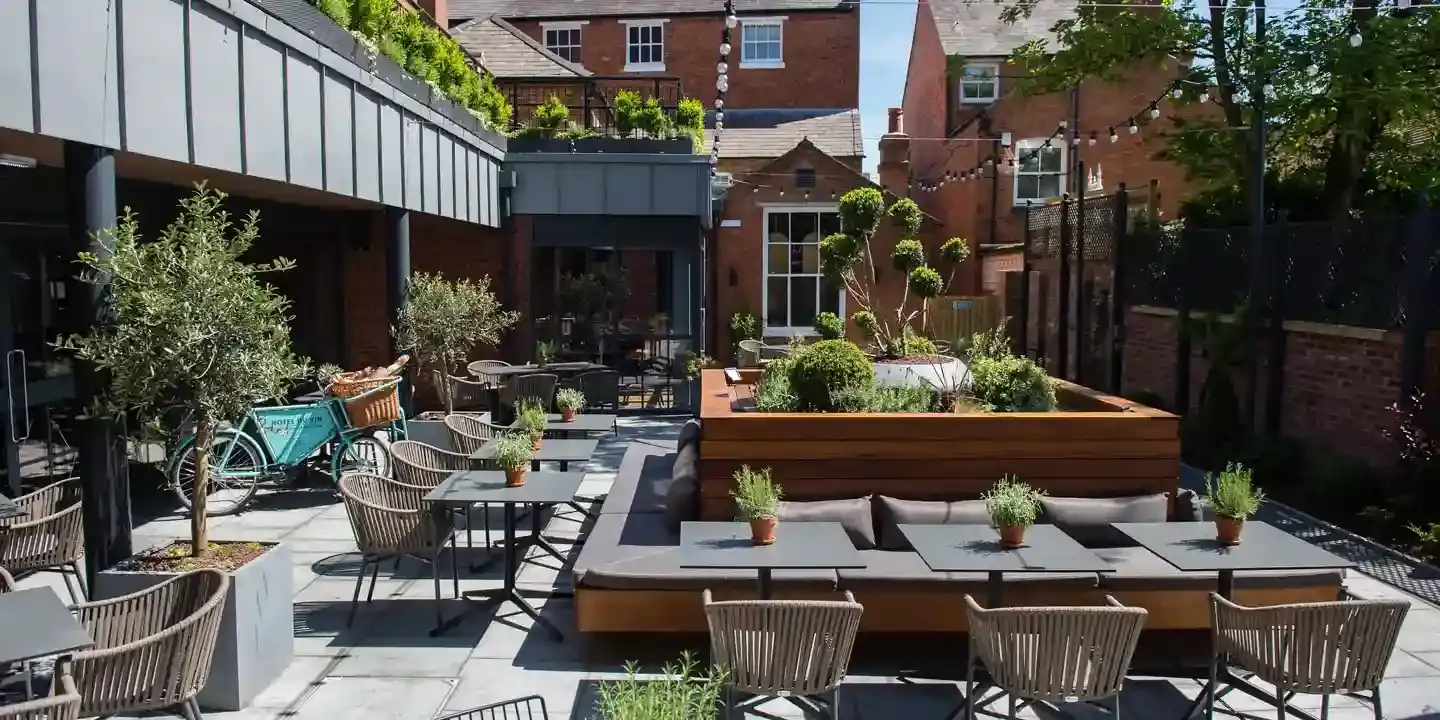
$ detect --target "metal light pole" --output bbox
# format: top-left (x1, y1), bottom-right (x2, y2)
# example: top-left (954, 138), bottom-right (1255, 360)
top-left (1244, 0), bottom-right (1267, 435)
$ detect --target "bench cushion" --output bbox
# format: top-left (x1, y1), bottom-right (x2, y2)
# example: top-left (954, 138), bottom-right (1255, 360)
top-left (599, 443), bottom-right (676, 515)
top-left (677, 418), bottom-right (702, 450)
top-left (778, 497), bottom-right (876, 550)
top-left (837, 550), bottom-right (1098, 593)
top-left (571, 513), bottom-right (677, 584)
top-left (663, 441), bottom-right (701, 532)
top-left (876, 496), bottom-right (990, 550)
top-left (1042, 494), bottom-right (1169, 548)
top-left (1093, 546), bottom-right (1346, 592)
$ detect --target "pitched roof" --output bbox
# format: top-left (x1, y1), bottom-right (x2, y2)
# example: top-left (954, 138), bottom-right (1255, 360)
top-left (704, 108), bottom-right (861, 159)
top-left (930, 0), bottom-right (1076, 57)
top-left (450, 0), bottom-right (853, 22)
top-left (451, 16), bottom-right (591, 79)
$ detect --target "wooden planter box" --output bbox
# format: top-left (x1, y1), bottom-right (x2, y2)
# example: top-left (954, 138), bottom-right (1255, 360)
top-left (697, 369), bottom-right (1181, 519)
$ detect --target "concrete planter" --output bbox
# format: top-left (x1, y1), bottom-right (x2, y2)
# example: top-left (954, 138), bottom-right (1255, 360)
top-left (872, 355), bottom-right (969, 391)
top-left (96, 542), bottom-right (294, 712)
top-left (407, 416), bottom-right (454, 451)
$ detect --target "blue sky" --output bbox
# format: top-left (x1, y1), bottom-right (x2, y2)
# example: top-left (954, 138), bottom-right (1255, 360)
top-left (859, 2), bottom-right (917, 176)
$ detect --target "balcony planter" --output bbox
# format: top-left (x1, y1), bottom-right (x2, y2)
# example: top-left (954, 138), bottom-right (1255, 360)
top-left (872, 355), bottom-right (969, 391)
top-left (508, 137), bottom-right (696, 154)
top-left (95, 542), bottom-right (293, 712)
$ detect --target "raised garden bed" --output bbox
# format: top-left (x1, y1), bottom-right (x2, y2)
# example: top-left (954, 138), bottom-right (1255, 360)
top-left (698, 369), bottom-right (1182, 519)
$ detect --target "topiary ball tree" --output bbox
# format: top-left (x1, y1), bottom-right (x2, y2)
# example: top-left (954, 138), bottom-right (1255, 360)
top-left (813, 311), bottom-right (845, 340)
top-left (787, 339), bottom-right (875, 411)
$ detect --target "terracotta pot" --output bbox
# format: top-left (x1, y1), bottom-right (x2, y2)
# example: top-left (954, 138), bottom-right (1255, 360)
top-left (505, 468), bottom-right (526, 488)
top-left (531, 432), bottom-right (542, 451)
top-left (998, 524), bottom-right (1028, 549)
top-left (1215, 516), bottom-right (1245, 546)
top-left (750, 517), bottom-right (778, 546)
top-left (561, 409), bottom-right (577, 422)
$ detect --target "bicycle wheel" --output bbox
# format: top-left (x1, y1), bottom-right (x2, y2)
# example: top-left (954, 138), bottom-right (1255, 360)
top-left (170, 429), bottom-right (267, 516)
top-left (332, 433), bottom-right (392, 479)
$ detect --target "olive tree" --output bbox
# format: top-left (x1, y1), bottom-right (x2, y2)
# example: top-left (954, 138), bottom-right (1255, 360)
top-left (393, 271), bottom-right (519, 412)
top-left (65, 186), bottom-right (308, 557)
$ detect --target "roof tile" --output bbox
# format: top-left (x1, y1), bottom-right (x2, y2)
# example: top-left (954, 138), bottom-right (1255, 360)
top-left (451, 0), bottom-right (853, 22)
top-left (704, 108), bottom-right (861, 159)
top-left (452, 15), bottom-right (591, 79)
top-left (930, 0), bottom-right (1076, 58)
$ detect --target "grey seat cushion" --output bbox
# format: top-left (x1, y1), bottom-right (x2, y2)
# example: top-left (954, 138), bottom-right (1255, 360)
top-left (1172, 488), bottom-right (1204, 522)
top-left (663, 441), bottom-right (701, 532)
top-left (1093, 546), bottom-right (1345, 592)
top-left (837, 550), bottom-right (1098, 593)
top-left (777, 497), bottom-right (877, 550)
top-left (677, 418), bottom-right (702, 450)
top-left (876, 496), bottom-right (990, 550)
top-left (571, 512), bottom-right (678, 584)
top-left (1041, 494), bottom-right (1170, 547)
top-left (599, 443), bottom-right (676, 515)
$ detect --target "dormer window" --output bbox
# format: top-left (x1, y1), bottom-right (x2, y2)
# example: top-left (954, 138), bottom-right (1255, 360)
top-left (959, 64), bottom-right (999, 104)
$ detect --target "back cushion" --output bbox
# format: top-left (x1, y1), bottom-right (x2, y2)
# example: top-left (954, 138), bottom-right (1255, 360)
top-left (662, 442), bottom-right (701, 533)
top-left (1041, 494), bottom-right (1170, 547)
top-left (876, 496), bottom-right (990, 550)
top-left (777, 497), bottom-right (876, 550)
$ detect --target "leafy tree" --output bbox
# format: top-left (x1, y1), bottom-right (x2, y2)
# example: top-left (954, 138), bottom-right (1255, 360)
top-left (394, 272), bottom-right (519, 413)
top-left (999, 0), bottom-right (1440, 219)
top-left (65, 186), bottom-right (309, 557)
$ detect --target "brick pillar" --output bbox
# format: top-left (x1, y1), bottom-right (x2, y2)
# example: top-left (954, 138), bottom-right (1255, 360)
top-left (506, 215), bottom-right (533, 361)
top-left (416, 0), bottom-right (448, 29)
top-left (877, 107), bottom-right (911, 198)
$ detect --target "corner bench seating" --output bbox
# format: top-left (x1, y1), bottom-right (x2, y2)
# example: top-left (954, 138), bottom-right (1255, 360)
top-left (573, 421), bottom-right (1343, 634)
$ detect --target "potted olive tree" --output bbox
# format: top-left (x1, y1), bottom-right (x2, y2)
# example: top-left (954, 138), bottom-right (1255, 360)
top-left (731, 466), bottom-right (783, 546)
top-left (1205, 462), bottom-right (1264, 545)
top-left (493, 432), bottom-right (534, 488)
top-left (984, 475), bottom-right (1045, 549)
top-left (65, 186), bottom-right (308, 711)
top-left (517, 400), bottom-right (548, 449)
top-left (594, 652), bottom-right (726, 719)
top-left (556, 388), bottom-right (585, 422)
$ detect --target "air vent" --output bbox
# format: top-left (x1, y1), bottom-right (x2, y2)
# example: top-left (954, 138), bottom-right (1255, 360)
top-left (795, 168), bottom-right (817, 188)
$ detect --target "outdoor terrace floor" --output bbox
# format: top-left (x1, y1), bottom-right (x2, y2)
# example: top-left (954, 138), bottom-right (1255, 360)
top-left (12, 416), bottom-right (1440, 719)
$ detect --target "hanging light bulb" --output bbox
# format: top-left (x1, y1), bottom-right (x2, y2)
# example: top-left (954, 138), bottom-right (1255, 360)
top-left (1349, 30), bottom-right (1362, 47)
top-left (1263, 83), bottom-right (1276, 100)
top-left (1306, 64), bottom-right (1319, 77)
top-left (959, 174), bottom-right (967, 183)
top-left (726, 14), bottom-right (738, 29)
top-left (718, 62), bottom-right (728, 75)
top-left (716, 111), bottom-right (724, 123)
top-left (778, 189), bottom-right (785, 197)
top-left (1148, 103), bottom-right (1161, 119)
top-left (1058, 120), bottom-right (1068, 129)
top-left (1172, 87), bottom-right (1184, 99)
top-left (716, 98), bottom-right (724, 110)
top-left (720, 42), bottom-right (732, 56)
top-left (1088, 132), bottom-right (1097, 146)
top-left (1071, 135), bottom-right (1080, 147)
top-left (1128, 120), bottom-right (1139, 134)
top-left (985, 158), bottom-right (994, 167)
top-left (1199, 92), bottom-right (1210, 104)
top-left (715, 120), bottom-right (724, 131)
top-left (1109, 127), bottom-right (1118, 143)
top-left (717, 76), bottom-right (728, 92)
top-left (830, 190), bottom-right (837, 200)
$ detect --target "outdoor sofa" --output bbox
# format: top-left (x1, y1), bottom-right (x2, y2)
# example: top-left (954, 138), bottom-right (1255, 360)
top-left (571, 421), bottom-right (1344, 633)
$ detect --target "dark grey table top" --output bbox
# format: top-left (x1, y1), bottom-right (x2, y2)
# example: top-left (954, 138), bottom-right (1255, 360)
top-left (898, 524), bottom-right (1114, 574)
top-left (1112, 521), bottom-right (1355, 572)
top-left (0, 588), bottom-right (94, 665)
top-left (539, 413), bottom-right (617, 433)
top-left (473, 438), bottom-right (599, 463)
top-left (678, 522), bottom-right (867, 570)
top-left (485, 362), bottom-right (607, 377)
top-left (425, 471), bottom-right (587, 506)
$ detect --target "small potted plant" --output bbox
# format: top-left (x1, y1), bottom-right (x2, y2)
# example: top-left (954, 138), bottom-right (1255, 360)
top-left (517, 399), bottom-right (548, 450)
top-left (983, 474), bottom-right (1045, 549)
top-left (1205, 462), bottom-right (1264, 545)
top-left (535, 340), bottom-right (557, 366)
top-left (493, 432), bottom-right (534, 487)
top-left (556, 388), bottom-right (586, 422)
top-left (731, 465), bottom-right (783, 546)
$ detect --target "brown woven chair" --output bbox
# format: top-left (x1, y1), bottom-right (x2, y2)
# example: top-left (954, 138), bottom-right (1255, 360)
top-left (1208, 593), bottom-right (1409, 720)
top-left (443, 413), bottom-right (503, 456)
top-left (703, 589), bottom-right (864, 719)
top-left (0, 663), bottom-right (81, 720)
top-left (0, 479), bottom-right (86, 603)
top-left (0, 566), bottom-right (14, 592)
top-left (69, 568), bottom-right (228, 720)
top-left (963, 594), bottom-right (1148, 719)
top-left (575, 371), bottom-right (621, 433)
top-left (338, 472), bottom-right (457, 630)
top-left (443, 373), bottom-right (491, 412)
top-left (466, 360), bottom-right (511, 387)
top-left (393, 440), bottom-right (493, 557)
top-left (501, 373), bottom-right (558, 412)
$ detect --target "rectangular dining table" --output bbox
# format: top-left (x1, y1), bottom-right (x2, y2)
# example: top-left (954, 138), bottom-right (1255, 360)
top-left (677, 521), bottom-right (865, 599)
top-left (472, 438), bottom-right (598, 472)
top-left (0, 587), bottom-right (94, 701)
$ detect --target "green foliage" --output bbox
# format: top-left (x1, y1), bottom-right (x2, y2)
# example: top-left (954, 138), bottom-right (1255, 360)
top-left (1185, 300), bottom-right (1255, 467)
top-left (594, 652), bottom-right (725, 720)
top-left (64, 186), bottom-right (309, 554)
top-left (965, 325), bottom-right (1013, 364)
top-left (636, 97), bottom-right (671, 138)
top-left (851, 310), bottom-right (879, 341)
top-left (317, 0), bottom-right (351, 29)
top-left (908, 266), bottom-right (944, 299)
top-left (534, 339), bottom-right (557, 364)
top-left (787, 340), bottom-right (875, 412)
top-left (1204, 463), bottom-right (1265, 520)
top-left (887, 198), bottom-right (924, 235)
top-left (730, 311), bottom-right (761, 349)
top-left (941, 237), bottom-right (971, 264)
top-left (813, 312), bottom-right (845, 340)
top-left (730, 466), bottom-right (783, 519)
top-left (890, 326), bottom-right (937, 358)
top-left (525, 96), bottom-right (572, 138)
top-left (492, 432), bottom-right (534, 471)
top-left (683, 351), bottom-right (716, 380)
top-left (517, 400), bottom-right (548, 433)
top-left (394, 271), bottom-right (518, 413)
top-left (613, 90), bottom-right (642, 137)
top-left (674, 97), bottom-right (707, 153)
top-left (984, 475), bottom-right (1045, 527)
top-left (830, 382), bottom-right (935, 413)
top-left (754, 358), bottom-right (798, 412)
top-left (837, 187), bottom-right (886, 233)
top-left (891, 239), bottom-right (926, 272)
top-left (556, 388), bottom-right (586, 412)
top-left (968, 353), bottom-right (1056, 413)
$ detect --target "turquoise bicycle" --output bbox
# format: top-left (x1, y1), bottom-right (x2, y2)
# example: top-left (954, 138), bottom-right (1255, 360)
top-left (165, 379), bottom-right (407, 517)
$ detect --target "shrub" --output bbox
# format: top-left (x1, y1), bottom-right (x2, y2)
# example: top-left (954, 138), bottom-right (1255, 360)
top-left (968, 353), bottom-right (1056, 412)
top-left (890, 326), bottom-right (936, 358)
top-left (594, 652), bottom-right (725, 720)
top-left (851, 310), bottom-right (879, 343)
top-left (755, 357), bottom-right (798, 411)
top-left (730, 466), bottom-right (783, 519)
top-left (831, 382), bottom-right (935, 413)
top-left (787, 340), bottom-right (874, 412)
top-left (1204, 463), bottom-right (1264, 520)
top-left (516, 399), bottom-right (548, 433)
top-left (964, 325), bottom-right (1012, 363)
top-left (492, 432), bottom-right (533, 471)
top-left (983, 475), bottom-right (1045, 527)
top-left (813, 312), bottom-right (845, 340)
top-left (556, 388), bottom-right (585, 412)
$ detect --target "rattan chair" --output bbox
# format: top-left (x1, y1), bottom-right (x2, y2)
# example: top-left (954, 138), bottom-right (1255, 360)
top-left (703, 589), bottom-right (864, 719)
top-left (444, 413), bottom-right (503, 456)
top-left (0, 478), bottom-right (86, 603)
top-left (0, 566), bottom-right (14, 593)
top-left (0, 663), bottom-right (81, 720)
top-left (443, 374), bottom-right (491, 412)
top-left (69, 568), bottom-right (228, 720)
top-left (963, 594), bottom-right (1148, 719)
top-left (1208, 593), bottom-right (1409, 720)
top-left (576, 370), bottom-right (621, 431)
top-left (737, 339), bottom-right (764, 367)
top-left (393, 439), bottom-right (492, 555)
top-left (501, 373), bottom-right (559, 412)
top-left (467, 360), bottom-right (511, 387)
top-left (338, 472), bottom-right (457, 629)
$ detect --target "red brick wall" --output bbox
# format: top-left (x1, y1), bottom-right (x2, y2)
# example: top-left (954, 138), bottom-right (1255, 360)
top-left (506, 11), bottom-right (859, 109)
top-left (900, 1), bottom-right (948, 177)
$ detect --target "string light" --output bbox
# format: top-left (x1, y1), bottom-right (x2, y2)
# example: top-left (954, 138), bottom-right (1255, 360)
top-left (1129, 119), bottom-right (1139, 134)
top-left (1148, 103), bottom-right (1161, 119)
top-left (1087, 132), bottom-right (1097, 146)
top-left (1349, 29), bottom-right (1363, 46)
top-left (1306, 64), bottom-right (1320, 76)
top-left (710, 0), bottom-right (735, 178)
top-left (1172, 87), bottom-right (1184, 99)
top-left (1109, 127), bottom-right (1118, 143)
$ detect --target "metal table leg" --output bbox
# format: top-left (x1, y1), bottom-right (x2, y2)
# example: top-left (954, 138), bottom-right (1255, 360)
top-left (757, 568), bottom-right (773, 599)
top-left (432, 503), bottom-right (565, 641)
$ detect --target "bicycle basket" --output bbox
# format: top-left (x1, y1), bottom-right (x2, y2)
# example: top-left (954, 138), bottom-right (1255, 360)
top-left (436, 695), bottom-right (547, 720)
top-left (335, 377), bottom-right (402, 429)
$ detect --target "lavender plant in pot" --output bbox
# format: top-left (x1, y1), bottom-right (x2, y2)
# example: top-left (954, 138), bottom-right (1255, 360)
top-left (1205, 463), bottom-right (1264, 545)
top-left (516, 399), bottom-right (548, 449)
top-left (731, 466), bottom-right (783, 546)
top-left (984, 475), bottom-right (1045, 549)
top-left (556, 388), bottom-right (585, 423)
top-left (493, 432), bottom-right (534, 488)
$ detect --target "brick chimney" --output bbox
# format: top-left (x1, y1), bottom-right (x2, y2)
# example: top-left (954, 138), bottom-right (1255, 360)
top-left (877, 107), bottom-right (910, 197)
top-left (417, 0), bottom-right (449, 30)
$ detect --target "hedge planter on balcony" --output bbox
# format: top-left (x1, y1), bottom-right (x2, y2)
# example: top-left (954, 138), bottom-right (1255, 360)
top-left (507, 137), bottom-right (696, 154)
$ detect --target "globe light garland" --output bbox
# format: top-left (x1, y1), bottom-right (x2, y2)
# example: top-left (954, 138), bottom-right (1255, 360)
top-left (711, 0), bottom-right (737, 177)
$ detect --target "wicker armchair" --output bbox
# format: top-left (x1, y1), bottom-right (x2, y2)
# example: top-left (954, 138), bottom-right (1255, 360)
top-left (0, 664), bottom-right (81, 720)
top-left (963, 595), bottom-right (1148, 719)
top-left (444, 413), bottom-right (502, 456)
top-left (69, 569), bottom-right (228, 720)
top-left (467, 360), bottom-right (511, 387)
top-left (736, 339), bottom-right (764, 367)
top-left (501, 373), bottom-right (559, 412)
top-left (0, 566), bottom-right (14, 593)
top-left (1209, 594), bottom-right (1409, 720)
top-left (703, 589), bottom-right (864, 719)
top-left (0, 478), bottom-right (86, 603)
top-left (338, 473), bottom-right (456, 629)
top-left (576, 371), bottom-right (621, 431)
top-left (392, 440), bottom-right (492, 556)
top-left (444, 374), bottom-right (491, 412)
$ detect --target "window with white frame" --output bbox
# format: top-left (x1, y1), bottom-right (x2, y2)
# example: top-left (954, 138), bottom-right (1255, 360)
top-left (959, 64), bottom-right (999, 104)
top-left (625, 21), bottom-right (666, 70)
top-left (1013, 138), bottom-right (1066, 204)
top-left (763, 208), bottom-right (844, 334)
top-left (740, 19), bottom-right (784, 67)
top-left (543, 24), bottom-right (583, 63)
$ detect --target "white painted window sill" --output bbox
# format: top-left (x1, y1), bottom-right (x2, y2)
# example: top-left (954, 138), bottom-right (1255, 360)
top-left (739, 61), bottom-right (785, 69)
top-left (624, 63), bottom-right (667, 73)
